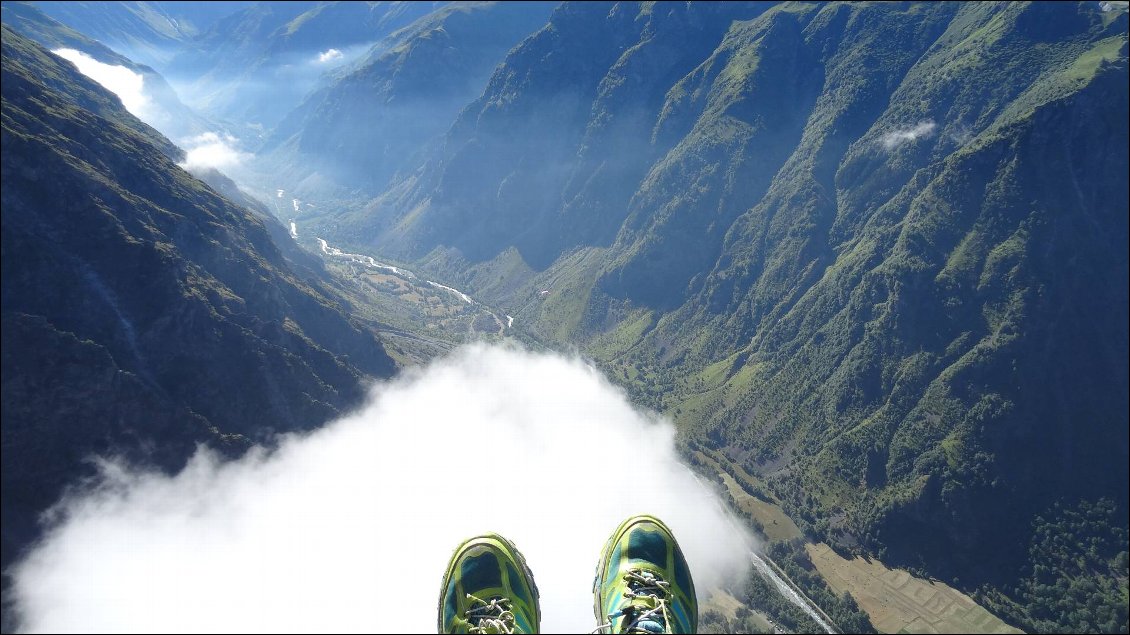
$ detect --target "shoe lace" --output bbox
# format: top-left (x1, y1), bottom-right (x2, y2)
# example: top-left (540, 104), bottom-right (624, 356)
top-left (592, 569), bottom-right (672, 634)
top-left (464, 592), bottom-right (517, 634)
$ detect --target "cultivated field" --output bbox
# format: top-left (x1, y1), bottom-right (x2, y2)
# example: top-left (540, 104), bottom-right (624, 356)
top-left (718, 472), bottom-right (803, 542)
top-left (806, 543), bottom-right (1024, 634)
top-left (694, 447), bottom-right (1024, 634)
top-left (702, 588), bottom-right (777, 633)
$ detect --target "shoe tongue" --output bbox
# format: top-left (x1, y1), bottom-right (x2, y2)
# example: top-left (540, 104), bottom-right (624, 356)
top-left (622, 585), bottom-right (667, 634)
top-left (633, 617), bottom-right (666, 633)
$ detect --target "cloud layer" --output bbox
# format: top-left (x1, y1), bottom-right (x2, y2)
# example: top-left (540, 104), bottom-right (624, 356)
top-left (8, 345), bottom-right (751, 633)
top-left (317, 48), bottom-right (344, 63)
top-left (52, 49), bottom-right (152, 121)
top-left (881, 120), bottom-right (937, 149)
top-left (177, 132), bottom-right (251, 172)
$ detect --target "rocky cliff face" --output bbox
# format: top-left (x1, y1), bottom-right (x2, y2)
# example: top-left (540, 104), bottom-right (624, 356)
top-left (1, 27), bottom-right (396, 573)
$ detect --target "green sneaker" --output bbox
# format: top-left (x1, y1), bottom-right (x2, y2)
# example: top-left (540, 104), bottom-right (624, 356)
top-left (438, 533), bottom-right (541, 634)
top-left (593, 515), bottom-right (698, 634)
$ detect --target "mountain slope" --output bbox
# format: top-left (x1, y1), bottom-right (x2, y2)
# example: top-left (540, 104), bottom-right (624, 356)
top-left (355, 1), bottom-right (780, 265)
top-left (260, 1), bottom-right (557, 196)
top-left (167, 1), bottom-right (440, 131)
top-left (29, 0), bottom-right (253, 70)
top-left (1, 27), bottom-right (396, 577)
top-left (326, 2), bottom-right (1127, 627)
top-left (2, 1), bottom-right (217, 141)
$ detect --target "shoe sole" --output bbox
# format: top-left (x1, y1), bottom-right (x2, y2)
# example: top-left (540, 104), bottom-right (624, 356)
top-left (437, 532), bottom-right (542, 633)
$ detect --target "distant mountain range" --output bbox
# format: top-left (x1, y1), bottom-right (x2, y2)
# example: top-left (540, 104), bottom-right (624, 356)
top-left (31, 0), bottom-right (255, 69)
top-left (260, 1), bottom-right (557, 195)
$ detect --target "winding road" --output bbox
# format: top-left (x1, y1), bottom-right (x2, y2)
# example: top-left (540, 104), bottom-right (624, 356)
top-left (750, 550), bottom-right (837, 634)
top-left (708, 474), bottom-right (838, 634)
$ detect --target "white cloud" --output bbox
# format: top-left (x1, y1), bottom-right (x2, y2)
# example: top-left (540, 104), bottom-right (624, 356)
top-left (317, 48), bottom-right (344, 63)
top-left (947, 121), bottom-right (974, 147)
top-left (177, 132), bottom-right (251, 172)
top-left (881, 120), bottom-right (937, 150)
top-left (52, 49), bottom-right (152, 121)
top-left (8, 345), bottom-right (752, 633)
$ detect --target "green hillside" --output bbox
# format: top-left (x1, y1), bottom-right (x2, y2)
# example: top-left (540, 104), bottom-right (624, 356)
top-left (329, 3), bottom-right (1128, 629)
